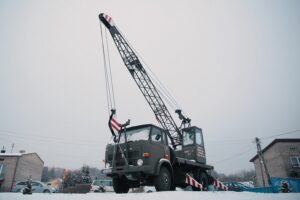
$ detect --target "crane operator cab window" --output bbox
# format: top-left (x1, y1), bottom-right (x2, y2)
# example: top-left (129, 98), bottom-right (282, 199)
top-left (182, 127), bottom-right (204, 146)
top-left (195, 129), bottom-right (203, 146)
top-left (183, 130), bottom-right (194, 146)
top-left (182, 126), bottom-right (206, 163)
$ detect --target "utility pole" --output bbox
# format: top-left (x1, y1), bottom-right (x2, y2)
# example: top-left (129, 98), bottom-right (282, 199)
top-left (255, 137), bottom-right (271, 186)
top-left (11, 143), bottom-right (14, 153)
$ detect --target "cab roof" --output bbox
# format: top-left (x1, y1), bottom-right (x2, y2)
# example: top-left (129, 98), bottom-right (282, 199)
top-left (121, 124), bottom-right (163, 132)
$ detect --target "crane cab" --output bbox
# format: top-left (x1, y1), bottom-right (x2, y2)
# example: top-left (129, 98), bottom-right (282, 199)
top-left (175, 126), bottom-right (206, 164)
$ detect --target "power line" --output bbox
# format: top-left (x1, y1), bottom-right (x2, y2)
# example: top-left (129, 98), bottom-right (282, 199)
top-left (0, 134), bottom-right (101, 149)
top-left (210, 129), bottom-right (300, 165)
top-left (260, 129), bottom-right (300, 140)
top-left (211, 147), bottom-right (253, 164)
top-left (205, 137), bottom-right (252, 143)
top-left (206, 129), bottom-right (300, 145)
top-left (0, 129), bottom-right (103, 146)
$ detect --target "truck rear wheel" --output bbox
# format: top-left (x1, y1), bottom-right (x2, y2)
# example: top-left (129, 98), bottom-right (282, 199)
top-left (113, 177), bottom-right (129, 193)
top-left (154, 166), bottom-right (172, 191)
top-left (192, 170), bottom-right (208, 191)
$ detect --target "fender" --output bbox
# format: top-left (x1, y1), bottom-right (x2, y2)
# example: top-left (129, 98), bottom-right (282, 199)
top-left (155, 158), bottom-right (173, 176)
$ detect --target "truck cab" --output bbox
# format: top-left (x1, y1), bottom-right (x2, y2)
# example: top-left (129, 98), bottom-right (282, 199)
top-left (104, 124), bottom-right (211, 193)
top-left (105, 124), bottom-right (171, 177)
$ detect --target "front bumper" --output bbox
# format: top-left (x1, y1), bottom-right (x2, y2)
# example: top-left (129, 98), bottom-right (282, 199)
top-left (102, 165), bottom-right (154, 176)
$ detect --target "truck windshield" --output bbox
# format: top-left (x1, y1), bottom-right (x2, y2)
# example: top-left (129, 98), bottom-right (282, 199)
top-left (119, 127), bottom-right (150, 144)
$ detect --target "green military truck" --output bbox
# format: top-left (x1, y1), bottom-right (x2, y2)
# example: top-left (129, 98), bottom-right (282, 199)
top-left (103, 124), bottom-right (213, 193)
top-left (99, 13), bottom-right (214, 193)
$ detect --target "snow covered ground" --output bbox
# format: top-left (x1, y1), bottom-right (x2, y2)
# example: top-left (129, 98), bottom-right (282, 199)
top-left (0, 191), bottom-right (299, 200)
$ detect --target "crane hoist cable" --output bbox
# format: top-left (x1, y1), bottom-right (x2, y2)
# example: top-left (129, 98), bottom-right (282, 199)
top-left (105, 27), bottom-right (116, 110)
top-left (102, 20), bottom-right (182, 115)
top-left (101, 22), bottom-right (127, 142)
top-left (100, 22), bottom-right (116, 116)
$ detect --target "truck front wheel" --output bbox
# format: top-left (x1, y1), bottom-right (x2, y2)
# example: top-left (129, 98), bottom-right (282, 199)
top-left (113, 177), bottom-right (129, 193)
top-left (154, 166), bottom-right (172, 191)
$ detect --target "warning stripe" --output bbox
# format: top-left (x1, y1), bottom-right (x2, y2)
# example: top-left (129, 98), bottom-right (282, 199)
top-left (213, 179), bottom-right (228, 191)
top-left (111, 118), bottom-right (121, 127)
top-left (110, 117), bottom-right (121, 132)
top-left (185, 174), bottom-right (203, 190)
top-left (104, 14), bottom-right (114, 26)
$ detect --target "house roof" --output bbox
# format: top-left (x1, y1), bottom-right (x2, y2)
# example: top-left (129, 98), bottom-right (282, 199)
top-left (0, 152), bottom-right (44, 163)
top-left (22, 153), bottom-right (44, 164)
top-left (249, 138), bottom-right (300, 162)
top-left (0, 153), bottom-right (22, 157)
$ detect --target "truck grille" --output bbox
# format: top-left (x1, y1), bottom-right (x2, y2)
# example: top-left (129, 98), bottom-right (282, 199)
top-left (108, 151), bottom-right (140, 166)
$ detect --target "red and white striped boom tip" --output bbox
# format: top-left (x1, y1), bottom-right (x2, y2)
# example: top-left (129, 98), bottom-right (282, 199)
top-left (99, 13), bottom-right (115, 29)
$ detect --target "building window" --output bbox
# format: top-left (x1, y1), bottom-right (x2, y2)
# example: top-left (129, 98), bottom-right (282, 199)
top-left (290, 156), bottom-right (300, 168)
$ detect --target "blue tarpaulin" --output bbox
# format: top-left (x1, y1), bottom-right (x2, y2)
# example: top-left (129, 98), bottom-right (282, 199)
top-left (244, 177), bottom-right (300, 193)
top-left (244, 186), bottom-right (275, 193)
top-left (270, 177), bottom-right (300, 193)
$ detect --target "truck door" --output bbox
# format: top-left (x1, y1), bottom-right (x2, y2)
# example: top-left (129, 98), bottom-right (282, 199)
top-left (150, 127), bottom-right (169, 162)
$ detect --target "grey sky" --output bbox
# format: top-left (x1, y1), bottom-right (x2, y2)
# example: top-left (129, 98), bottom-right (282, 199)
top-left (0, 0), bottom-right (300, 174)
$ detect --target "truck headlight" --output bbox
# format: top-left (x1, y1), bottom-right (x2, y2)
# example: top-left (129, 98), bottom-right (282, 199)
top-left (137, 159), bottom-right (143, 166)
top-left (105, 163), bottom-right (111, 168)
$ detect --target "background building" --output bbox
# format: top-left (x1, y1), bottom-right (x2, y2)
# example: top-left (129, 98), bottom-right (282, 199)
top-left (250, 138), bottom-right (300, 186)
top-left (0, 150), bottom-right (44, 192)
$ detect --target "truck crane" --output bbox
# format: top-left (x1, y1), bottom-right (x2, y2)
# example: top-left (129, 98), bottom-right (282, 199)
top-left (99, 13), bottom-right (214, 193)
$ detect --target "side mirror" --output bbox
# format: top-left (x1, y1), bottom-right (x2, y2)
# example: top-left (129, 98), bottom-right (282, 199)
top-left (155, 134), bottom-right (161, 141)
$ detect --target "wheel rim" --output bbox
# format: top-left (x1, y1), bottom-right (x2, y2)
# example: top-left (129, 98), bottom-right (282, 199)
top-left (162, 173), bottom-right (169, 185)
top-left (160, 171), bottom-right (170, 190)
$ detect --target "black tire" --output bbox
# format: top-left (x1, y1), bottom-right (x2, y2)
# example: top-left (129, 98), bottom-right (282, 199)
top-left (113, 177), bottom-right (129, 193)
top-left (43, 189), bottom-right (50, 193)
top-left (192, 170), bottom-right (208, 191)
top-left (22, 188), bottom-right (32, 195)
top-left (170, 183), bottom-right (176, 191)
top-left (154, 167), bottom-right (172, 191)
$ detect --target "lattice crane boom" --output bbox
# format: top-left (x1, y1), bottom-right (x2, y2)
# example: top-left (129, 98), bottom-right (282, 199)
top-left (99, 13), bottom-right (183, 148)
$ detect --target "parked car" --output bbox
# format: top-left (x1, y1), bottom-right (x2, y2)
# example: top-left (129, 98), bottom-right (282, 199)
top-left (90, 179), bottom-right (113, 192)
top-left (223, 182), bottom-right (250, 192)
top-left (11, 180), bottom-right (56, 193)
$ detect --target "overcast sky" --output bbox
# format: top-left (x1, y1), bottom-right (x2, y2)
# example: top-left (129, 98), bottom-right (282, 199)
top-left (1, 0), bottom-right (300, 175)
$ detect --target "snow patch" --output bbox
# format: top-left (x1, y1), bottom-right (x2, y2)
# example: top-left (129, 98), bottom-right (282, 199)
top-left (1, 191), bottom-right (299, 200)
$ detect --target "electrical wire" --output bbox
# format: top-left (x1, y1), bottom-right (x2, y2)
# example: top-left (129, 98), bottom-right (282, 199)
top-left (0, 138), bottom-right (104, 159)
top-left (260, 129), bottom-right (300, 140)
top-left (211, 147), bottom-right (254, 164)
top-left (210, 129), bottom-right (300, 164)
top-left (0, 129), bottom-right (101, 146)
